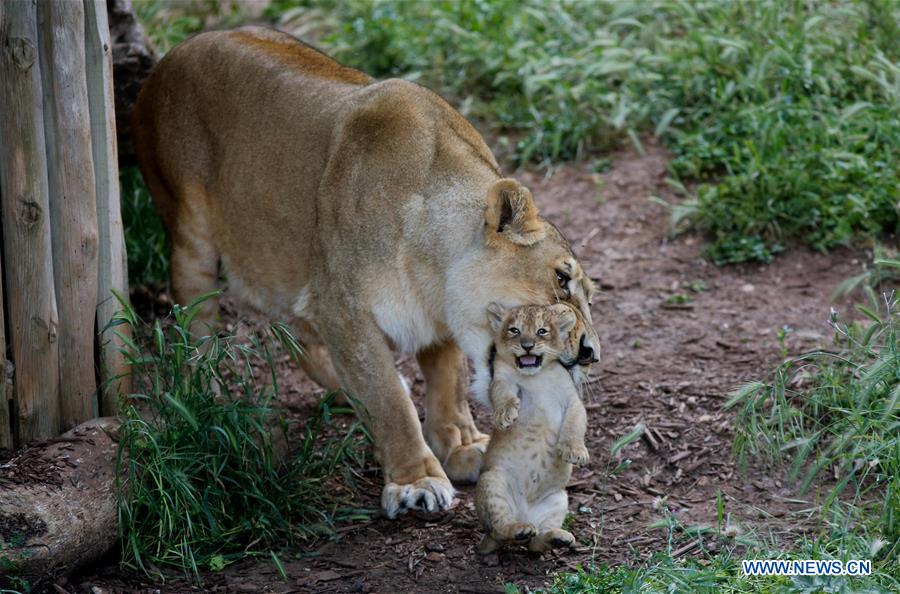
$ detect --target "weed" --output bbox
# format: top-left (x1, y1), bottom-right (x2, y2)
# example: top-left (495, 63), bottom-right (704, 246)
top-left (108, 294), bottom-right (371, 579)
top-left (665, 293), bottom-right (692, 306)
top-left (591, 158), bottom-right (613, 174)
top-left (0, 558), bottom-right (30, 593)
top-left (777, 325), bottom-right (794, 358)
top-left (834, 247), bottom-right (900, 301)
top-left (688, 281), bottom-right (708, 294)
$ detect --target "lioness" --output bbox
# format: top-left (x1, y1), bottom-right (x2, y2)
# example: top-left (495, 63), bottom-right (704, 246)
top-left (133, 26), bottom-right (599, 518)
top-left (476, 304), bottom-right (589, 553)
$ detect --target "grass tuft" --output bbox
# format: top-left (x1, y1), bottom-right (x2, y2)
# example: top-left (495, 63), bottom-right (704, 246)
top-left (108, 295), bottom-right (371, 579)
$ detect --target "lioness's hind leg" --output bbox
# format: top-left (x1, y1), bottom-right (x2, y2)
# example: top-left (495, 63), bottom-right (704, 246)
top-left (290, 320), bottom-right (343, 392)
top-left (419, 340), bottom-right (489, 484)
top-left (169, 197), bottom-right (220, 334)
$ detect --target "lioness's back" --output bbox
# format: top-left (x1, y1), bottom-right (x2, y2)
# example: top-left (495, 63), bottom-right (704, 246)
top-left (133, 27), bottom-right (373, 202)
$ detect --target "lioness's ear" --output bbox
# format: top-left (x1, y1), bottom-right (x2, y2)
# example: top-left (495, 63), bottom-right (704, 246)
top-left (487, 302), bottom-right (507, 332)
top-left (484, 179), bottom-right (546, 246)
top-left (552, 305), bottom-right (577, 335)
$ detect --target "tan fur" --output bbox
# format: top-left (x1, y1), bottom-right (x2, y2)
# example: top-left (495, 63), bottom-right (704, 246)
top-left (132, 26), bottom-right (599, 518)
top-left (476, 305), bottom-right (589, 553)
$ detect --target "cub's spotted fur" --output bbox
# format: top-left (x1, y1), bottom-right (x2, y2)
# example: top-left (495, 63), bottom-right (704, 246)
top-left (476, 304), bottom-right (589, 553)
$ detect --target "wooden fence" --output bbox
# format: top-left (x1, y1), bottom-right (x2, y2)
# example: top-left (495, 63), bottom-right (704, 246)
top-left (0, 0), bottom-right (132, 448)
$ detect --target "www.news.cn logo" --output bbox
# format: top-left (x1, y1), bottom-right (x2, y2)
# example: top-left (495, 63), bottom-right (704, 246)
top-left (742, 559), bottom-right (872, 576)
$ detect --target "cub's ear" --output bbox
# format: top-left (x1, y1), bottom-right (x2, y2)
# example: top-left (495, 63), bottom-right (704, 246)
top-left (551, 304), bottom-right (577, 335)
top-left (484, 179), bottom-right (546, 246)
top-left (487, 302), bottom-right (507, 332)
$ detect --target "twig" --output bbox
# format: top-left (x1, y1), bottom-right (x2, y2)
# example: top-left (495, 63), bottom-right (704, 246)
top-left (671, 539), bottom-right (701, 557)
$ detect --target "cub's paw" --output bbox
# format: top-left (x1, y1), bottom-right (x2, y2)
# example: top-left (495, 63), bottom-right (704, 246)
top-left (492, 399), bottom-right (520, 431)
top-left (558, 442), bottom-right (590, 465)
top-left (544, 528), bottom-right (576, 550)
top-left (381, 476), bottom-right (456, 519)
top-left (500, 522), bottom-right (537, 543)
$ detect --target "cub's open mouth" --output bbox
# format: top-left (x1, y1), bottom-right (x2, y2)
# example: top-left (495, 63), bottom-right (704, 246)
top-left (516, 354), bottom-right (543, 369)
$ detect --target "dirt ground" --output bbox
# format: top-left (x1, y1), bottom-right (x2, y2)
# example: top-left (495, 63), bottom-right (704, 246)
top-left (65, 140), bottom-right (867, 593)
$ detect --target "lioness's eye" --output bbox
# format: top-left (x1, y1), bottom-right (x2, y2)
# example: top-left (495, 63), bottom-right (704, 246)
top-left (556, 270), bottom-right (569, 288)
top-left (508, 327), bottom-right (520, 336)
top-left (536, 328), bottom-right (548, 336)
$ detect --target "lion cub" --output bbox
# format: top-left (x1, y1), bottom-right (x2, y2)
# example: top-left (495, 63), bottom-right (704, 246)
top-left (476, 303), bottom-right (589, 554)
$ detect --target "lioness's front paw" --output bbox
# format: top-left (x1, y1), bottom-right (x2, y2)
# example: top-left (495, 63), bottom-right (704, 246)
top-left (492, 399), bottom-right (520, 431)
top-left (558, 442), bottom-right (590, 465)
top-left (381, 476), bottom-right (456, 519)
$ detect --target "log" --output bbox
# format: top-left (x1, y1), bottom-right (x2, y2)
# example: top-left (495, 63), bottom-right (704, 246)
top-left (85, 0), bottom-right (133, 414)
top-left (107, 0), bottom-right (157, 166)
top-left (0, 417), bottom-right (120, 585)
top-left (38, 0), bottom-right (100, 430)
top-left (0, 0), bottom-right (62, 443)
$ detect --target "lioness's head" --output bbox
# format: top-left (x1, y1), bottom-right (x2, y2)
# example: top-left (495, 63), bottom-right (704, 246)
top-left (449, 178), bottom-right (599, 393)
top-left (487, 303), bottom-right (578, 376)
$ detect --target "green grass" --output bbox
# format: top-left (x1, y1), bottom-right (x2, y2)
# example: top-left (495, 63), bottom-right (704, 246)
top-left (120, 166), bottom-right (168, 286)
top-left (108, 295), bottom-right (372, 579)
top-left (266, 0), bottom-right (899, 264)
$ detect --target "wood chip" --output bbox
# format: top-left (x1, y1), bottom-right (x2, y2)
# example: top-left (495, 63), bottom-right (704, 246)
top-left (641, 425), bottom-right (659, 452)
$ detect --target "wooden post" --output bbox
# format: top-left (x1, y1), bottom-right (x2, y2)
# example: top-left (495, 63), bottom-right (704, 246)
top-left (38, 0), bottom-right (100, 429)
top-left (84, 0), bottom-right (133, 413)
top-left (0, 0), bottom-right (62, 442)
top-left (0, 252), bottom-right (11, 450)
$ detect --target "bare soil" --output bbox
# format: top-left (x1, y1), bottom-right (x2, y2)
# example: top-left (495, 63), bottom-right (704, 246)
top-left (65, 140), bottom-right (867, 593)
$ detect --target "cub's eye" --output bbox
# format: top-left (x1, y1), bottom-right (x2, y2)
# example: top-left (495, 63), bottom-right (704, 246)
top-left (508, 327), bottom-right (520, 336)
top-left (536, 328), bottom-right (549, 337)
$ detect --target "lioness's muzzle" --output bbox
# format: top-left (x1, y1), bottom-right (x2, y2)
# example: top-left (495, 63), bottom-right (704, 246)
top-left (577, 334), bottom-right (598, 365)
